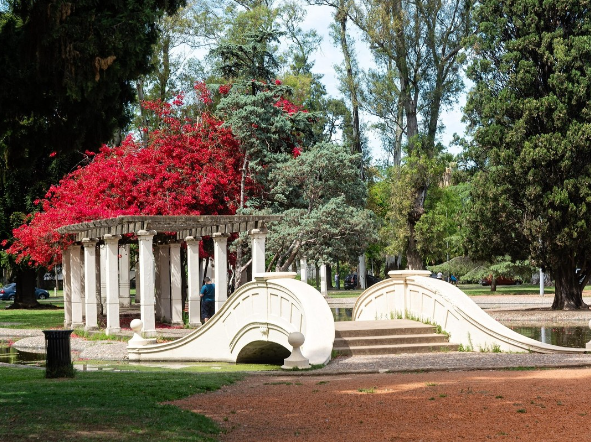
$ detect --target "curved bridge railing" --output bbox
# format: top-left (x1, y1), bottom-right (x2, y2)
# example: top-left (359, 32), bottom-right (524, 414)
top-left (128, 273), bottom-right (335, 365)
top-left (354, 270), bottom-right (588, 354)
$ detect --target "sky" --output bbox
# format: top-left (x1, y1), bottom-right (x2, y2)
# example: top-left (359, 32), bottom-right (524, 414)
top-left (299, 4), bottom-right (467, 160)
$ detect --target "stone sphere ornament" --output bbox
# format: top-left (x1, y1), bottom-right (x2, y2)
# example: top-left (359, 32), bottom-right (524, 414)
top-left (282, 331), bottom-right (310, 370)
top-left (288, 331), bottom-right (305, 348)
top-left (130, 319), bottom-right (143, 334)
top-left (127, 319), bottom-right (157, 348)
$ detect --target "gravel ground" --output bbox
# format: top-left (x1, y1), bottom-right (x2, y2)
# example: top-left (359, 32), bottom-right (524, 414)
top-left (8, 334), bottom-right (129, 361)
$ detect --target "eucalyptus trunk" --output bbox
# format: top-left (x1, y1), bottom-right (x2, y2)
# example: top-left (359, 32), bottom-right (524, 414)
top-left (336, 6), bottom-right (362, 159)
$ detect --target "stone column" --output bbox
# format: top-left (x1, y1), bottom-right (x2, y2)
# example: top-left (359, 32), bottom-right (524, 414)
top-left (170, 242), bottom-right (183, 326)
top-left (95, 246), bottom-right (102, 315)
top-left (156, 245), bottom-right (171, 323)
top-left (320, 263), bottom-right (328, 297)
top-left (138, 230), bottom-right (157, 337)
top-left (104, 234), bottom-right (121, 335)
top-left (250, 228), bottom-right (267, 280)
top-left (154, 245), bottom-right (162, 319)
top-left (99, 244), bottom-right (107, 311)
top-left (358, 255), bottom-right (367, 289)
top-left (300, 257), bottom-right (308, 284)
top-left (62, 247), bottom-right (72, 328)
top-left (82, 239), bottom-right (99, 331)
top-left (213, 232), bottom-right (230, 312)
top-left (186, 236), bottom-right (202, 327)
top-left (135, 263), bottom-right (141, 304)
top-left (119, 244), bottom-right (131, 307)
top-left (69, 245), bottom-right (84, 328)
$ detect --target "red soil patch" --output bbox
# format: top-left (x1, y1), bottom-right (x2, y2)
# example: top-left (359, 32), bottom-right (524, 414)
top-left (172, 368), bottom-right (591, 441)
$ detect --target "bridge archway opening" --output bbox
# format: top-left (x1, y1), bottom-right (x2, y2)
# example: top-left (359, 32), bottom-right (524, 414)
top-left (236, 341), bottom-right (290, 364)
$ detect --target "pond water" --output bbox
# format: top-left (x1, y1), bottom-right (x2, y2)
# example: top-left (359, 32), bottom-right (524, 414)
top-left (0, 345), bottom-right (45, 366)
top-left (507, 325), bottom-right (591, 348)
top-left (331, 307), bottom-right (353, 322)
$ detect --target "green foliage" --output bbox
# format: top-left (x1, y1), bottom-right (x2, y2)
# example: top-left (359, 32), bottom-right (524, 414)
top-left (267, 142), bottom-right (378, 267)
top-left (0, 367), bottom-right (241, 441)
top-left (0, 0), bottom-right (185, 164)
top-left (429, 255), bottom-right (535, 285)
top-left (216, 78), bottom-right (315, 207)
top-left (415, 181), bottom-right (470, 265)
top-left (212, 29), bottom-right (281, 82)
top-left (465, 0), bottom-right (591, 308)
top-left (0, 0), bottom-right (185, 300)
top-left (381, 140), bottom-right (451, 262)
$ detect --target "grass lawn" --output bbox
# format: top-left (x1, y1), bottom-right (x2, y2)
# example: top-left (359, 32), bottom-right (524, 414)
top-left (327, 290), bottom-right (363, 298)
top-left (458, 284), bottom-right (556, 296)
top-left (74, 361), bottom-right (282, 373)
top-left (0, 366), bottom-right (242, 441)
top-left (0, 308), bottom-right (64, 329)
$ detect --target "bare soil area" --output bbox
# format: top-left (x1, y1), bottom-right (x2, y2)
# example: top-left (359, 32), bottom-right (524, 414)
top-left (172, 368), bottom-right (591, 441)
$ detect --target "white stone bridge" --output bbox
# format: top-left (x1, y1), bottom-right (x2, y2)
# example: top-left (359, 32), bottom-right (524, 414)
top-left (128, 273), bottom-right (335, 365)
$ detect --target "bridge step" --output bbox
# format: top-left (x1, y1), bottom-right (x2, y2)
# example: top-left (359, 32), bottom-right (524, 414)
top-left (333, 320), bottom-right (459, 356)
top-left (333, 342), bottom-right (460, 356)
top-left (334, 333), bottom-right (450, 347)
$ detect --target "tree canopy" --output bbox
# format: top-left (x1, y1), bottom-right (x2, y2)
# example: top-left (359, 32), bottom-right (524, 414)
top-left (464, 0), bottom-right (591, 309)
top-left (0, 0), bottom-right (186, 305)
top-left (266, 141), bottom-right (377, 269)
top-left (0, 0), bottom-right (185, 165)
top-left (7, 89), bottom-right (242, 268)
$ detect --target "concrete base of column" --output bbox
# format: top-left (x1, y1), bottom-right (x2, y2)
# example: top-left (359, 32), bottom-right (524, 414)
top-left (143, 330), bottom-right (157, 338)
top-left (188, 297), bottom-right (202, 327)
top-left (106, 327), bottom-right (121, 335)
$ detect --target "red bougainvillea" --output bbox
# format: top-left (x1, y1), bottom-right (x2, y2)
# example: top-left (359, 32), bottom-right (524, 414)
top-left (8, 92), bottom-right (243, 268)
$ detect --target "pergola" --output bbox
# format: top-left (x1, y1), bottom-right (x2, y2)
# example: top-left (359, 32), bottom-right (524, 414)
top-left (57, 215), bottom-right (281, 337)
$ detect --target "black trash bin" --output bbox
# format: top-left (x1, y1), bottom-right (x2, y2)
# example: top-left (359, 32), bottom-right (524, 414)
top-left (43, 330), bottom-right (74, 378)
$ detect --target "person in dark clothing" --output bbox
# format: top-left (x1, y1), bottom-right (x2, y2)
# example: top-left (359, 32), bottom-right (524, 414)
top-left (200, 277), bottom-right (215, 322)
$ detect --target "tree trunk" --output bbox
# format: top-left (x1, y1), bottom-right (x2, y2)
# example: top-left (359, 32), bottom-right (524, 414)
top-left (406, 223), bottom-right (423, 270)
top-left (11, 266), bottom-right (40, 309)
top-left (336, 1), bottom-right (363, 177)
top-left (490, 277), bottom-right (497, 292)
top-left (406, 188), bottom-right (426, 269)
top-left (276, 240), bottom-right (301, 272)
top-left (552, 263), bottom-right (588, 310)
top-left (136, 79), bottom-right (149, 148)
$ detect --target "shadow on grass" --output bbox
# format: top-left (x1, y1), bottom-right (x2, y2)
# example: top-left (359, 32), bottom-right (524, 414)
top-left (0, 367), bottom-right (242, 441)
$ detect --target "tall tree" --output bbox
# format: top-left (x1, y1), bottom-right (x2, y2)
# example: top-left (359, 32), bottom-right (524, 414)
top-left (0, 0), bottom-right (185, 306)
top-left (348, 0), bottom-right (472, 269)
top-left (310, 0), bottom-right (364, 163)
top-left (464, 0), bottom-right (591, 310)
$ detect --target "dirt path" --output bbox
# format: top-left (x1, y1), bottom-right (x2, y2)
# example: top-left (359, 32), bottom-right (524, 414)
top-left (172, 368), bottom-right (591, 441)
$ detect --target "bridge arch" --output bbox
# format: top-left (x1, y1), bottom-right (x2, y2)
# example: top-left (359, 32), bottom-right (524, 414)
top-left (354, 270), bottom-right (587, 354)
top-left (128, 273), bottom-right (335, 365)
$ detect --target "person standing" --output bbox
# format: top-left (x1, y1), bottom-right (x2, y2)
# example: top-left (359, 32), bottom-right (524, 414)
top-left (200, 277), bottom-right (215, 322)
